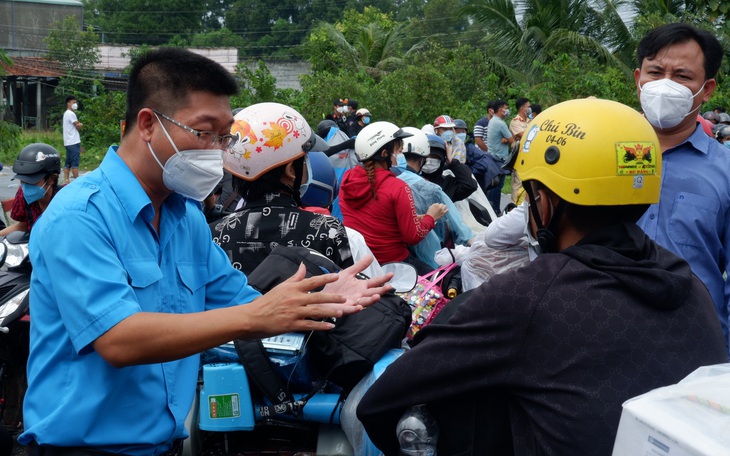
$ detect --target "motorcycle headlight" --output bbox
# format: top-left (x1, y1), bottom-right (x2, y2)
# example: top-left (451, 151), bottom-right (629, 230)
top-left (4, 241), bottom-right (29, 269)
top-left (0, 287), bottom-right (29, 327)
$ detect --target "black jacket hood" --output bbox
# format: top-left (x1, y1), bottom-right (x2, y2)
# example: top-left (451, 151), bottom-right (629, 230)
top-left (561, 222), bottom-right (694, 310)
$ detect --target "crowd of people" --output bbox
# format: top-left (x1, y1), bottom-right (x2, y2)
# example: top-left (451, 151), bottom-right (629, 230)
top-left (2, 20), bottom-right (728, 456)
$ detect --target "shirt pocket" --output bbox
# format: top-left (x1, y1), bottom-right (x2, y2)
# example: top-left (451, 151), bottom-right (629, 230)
top-left (668, 192), bottom-right (719, 248)
top-left (177, 261), bottom-right (209, 304)
top-left (125, 259), bottom-right (163, 289)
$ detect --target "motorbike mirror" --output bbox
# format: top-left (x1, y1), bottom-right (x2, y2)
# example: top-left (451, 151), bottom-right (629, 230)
top-left (381, 262), bottom-right (418, 293)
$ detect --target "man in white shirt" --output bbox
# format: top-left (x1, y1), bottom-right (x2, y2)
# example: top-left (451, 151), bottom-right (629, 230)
top-left (62, 96), bottom-right (83, 183)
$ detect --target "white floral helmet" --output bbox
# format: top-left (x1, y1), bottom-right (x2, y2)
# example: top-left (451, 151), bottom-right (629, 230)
top-left (401, 127), bottom-right (430, 157)
top-left (354, 121), bottom-right (413, 162)
top-left (224, 102), bottom-right (328, 181)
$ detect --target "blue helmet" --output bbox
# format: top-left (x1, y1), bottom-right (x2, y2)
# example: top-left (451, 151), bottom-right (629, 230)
top-left (301, 151), bottom-right (339, 208)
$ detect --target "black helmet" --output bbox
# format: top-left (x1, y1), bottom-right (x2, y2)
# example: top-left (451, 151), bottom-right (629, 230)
top-left (453, 119), bottom-right (468, 130)
top-left (426, 134), bottom-right (447, 162)
top-left (13, 143), bottom-right (61, 184)
top-left (317, 119), bottom-right (338, 138)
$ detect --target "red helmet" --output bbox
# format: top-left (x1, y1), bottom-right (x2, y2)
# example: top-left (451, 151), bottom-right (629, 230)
top-left (433, 115), bottom-right (456, 128)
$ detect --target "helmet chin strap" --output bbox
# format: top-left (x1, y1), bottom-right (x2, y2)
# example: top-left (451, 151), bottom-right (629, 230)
top-left (524, 184), bottom-right (566, 254)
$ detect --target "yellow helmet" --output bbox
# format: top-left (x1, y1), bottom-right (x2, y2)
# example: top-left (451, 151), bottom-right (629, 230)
top-left (514, 98), bottom-right (661, 206)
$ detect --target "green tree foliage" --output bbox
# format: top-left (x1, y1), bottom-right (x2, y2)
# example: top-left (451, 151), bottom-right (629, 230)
top-left (83, 0), bottom-right (209, 45)
top-left (230, 61), bottom-right (304, 109)
top-left (78, 88), bottom-right (127, 163)
top-left (461, 0), bottom-right (635, 87)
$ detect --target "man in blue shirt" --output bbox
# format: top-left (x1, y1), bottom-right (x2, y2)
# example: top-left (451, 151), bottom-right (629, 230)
top-left (634, 23), bottom-right (730, 356)
top-left (20, 48), bottom-right (391, 456)
top-left (395, 128), bottom-right (473, 268)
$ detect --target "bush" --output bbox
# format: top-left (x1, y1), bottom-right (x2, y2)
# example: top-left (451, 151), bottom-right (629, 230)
top-left (0, 121), bottom-right (22, 165)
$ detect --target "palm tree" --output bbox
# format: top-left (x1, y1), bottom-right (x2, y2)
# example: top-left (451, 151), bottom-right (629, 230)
top-left (317, 21), bottom-right (419, 80)
top-left (461, 0), bottom-right (635, 86)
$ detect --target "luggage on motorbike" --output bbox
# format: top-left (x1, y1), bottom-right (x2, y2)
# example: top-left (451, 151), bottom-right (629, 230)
top-left (240, 246), bottom-right (411, 401)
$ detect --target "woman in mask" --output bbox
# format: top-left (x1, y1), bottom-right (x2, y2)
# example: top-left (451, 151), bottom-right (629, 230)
top-left (0, 143), bottom-right (62, 236)
top-left (339, 121), bottom-right (448, 275)
top-left (210, 102), bottom-right (354, 276)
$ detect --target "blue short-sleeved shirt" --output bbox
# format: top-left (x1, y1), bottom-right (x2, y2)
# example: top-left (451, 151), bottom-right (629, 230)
top-left (638, 124), bottom-right (730, 350)
top-left (20, 146), bottom-right (260, 455)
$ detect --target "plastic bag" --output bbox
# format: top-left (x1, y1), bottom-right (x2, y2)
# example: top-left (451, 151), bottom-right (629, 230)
top-left (461, 241), bottom-right (529, 291)
top-left (398, 263), bottom-right (457, 339)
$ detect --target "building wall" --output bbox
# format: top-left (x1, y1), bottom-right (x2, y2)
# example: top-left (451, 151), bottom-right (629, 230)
top-left (0, 0), bottom-right (83, 54)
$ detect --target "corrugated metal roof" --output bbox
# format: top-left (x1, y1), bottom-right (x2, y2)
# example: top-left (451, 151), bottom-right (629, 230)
top-left (1, 56), bottom-right (65, 77)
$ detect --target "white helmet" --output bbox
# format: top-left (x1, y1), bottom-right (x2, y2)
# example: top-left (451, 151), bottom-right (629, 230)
top-left (401, 127), bottom-right (430, 157)
top-left (354, 121), bottom-right (413, 162)
top-left (224, 102), bottom-right (328, 181)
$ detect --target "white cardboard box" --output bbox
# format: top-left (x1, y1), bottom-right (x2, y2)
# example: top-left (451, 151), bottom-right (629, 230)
top-left (612, 364), bottom-right (730, 456)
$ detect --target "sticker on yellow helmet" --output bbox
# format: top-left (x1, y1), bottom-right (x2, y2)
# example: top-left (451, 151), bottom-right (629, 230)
top-left (616, 142), bottom-right (657, 176)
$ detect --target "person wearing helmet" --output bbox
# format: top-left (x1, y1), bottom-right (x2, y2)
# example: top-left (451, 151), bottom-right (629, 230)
top-left (0, 143), bottom-right (62, 236)
top-left (717, 124), bottom-right (730, 147)
top-left (20, 48), bottom-right (392, 455)
top-left (347, 108), bottom-right (371, 138)
top-left (395, 128), bottom-right (473, 268)
top-left (339, 121), bottom-right (448, 274)
top-left (421, 134), bottom-right (478, 203)
top-left (211, 102), bottom-right (354, 275)
top-left (454, 119), bottom-right (504, 195)
top-left (357, 98), bottom-right (726, 455)
top-left (433, 115), bottom-right (466, 163)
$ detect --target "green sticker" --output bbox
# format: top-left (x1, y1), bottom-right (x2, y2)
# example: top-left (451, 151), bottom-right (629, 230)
top-left (208, 394), bottom-right (241, 419)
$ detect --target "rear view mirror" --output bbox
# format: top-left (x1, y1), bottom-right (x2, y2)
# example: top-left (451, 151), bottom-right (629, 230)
top-left (381, 262), bottom-right (418, 293)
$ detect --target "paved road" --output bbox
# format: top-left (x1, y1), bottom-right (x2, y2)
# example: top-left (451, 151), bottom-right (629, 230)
top-left (0, 166), bottom-right (20, 202)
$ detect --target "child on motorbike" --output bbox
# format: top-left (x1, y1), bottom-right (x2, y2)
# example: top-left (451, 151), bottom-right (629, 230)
top-left (210, 102), bottom-right (354, 275)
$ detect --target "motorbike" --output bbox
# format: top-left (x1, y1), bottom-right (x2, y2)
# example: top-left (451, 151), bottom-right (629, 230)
top-left (0, 231), bottom-right (32, 437)
top-left (184, 262), bottom-right (417, 456)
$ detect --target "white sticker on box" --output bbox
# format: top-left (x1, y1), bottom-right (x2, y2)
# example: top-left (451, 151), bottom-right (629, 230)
top-left (642, 434), bottom-right (692, 456)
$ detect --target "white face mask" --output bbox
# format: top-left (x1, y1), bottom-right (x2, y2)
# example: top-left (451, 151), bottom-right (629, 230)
top-left (148, 114), bottom-right (224, 201)
top-left (71, 103), bottom-right (78, 111)
top-left (421, 158), bottom-right (441, 175)
top-left (639, 78), bottom-right (705, 129)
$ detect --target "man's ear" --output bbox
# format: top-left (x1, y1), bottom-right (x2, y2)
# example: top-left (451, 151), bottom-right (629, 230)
top-left (535, 188), bottom-right (555, 227)
top-left (137, 108), bottom-right (157, 143)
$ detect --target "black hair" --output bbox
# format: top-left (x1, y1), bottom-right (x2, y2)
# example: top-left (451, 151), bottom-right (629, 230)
top-left (493, 100), bottom-right (508, 111)
top-left (487, 100), bottom-right (496, 112)
top-left (124, 47), bottom-right (238, 133)
top-left (65, 95), bottom-right (76, 104)
top-left (232, 167), bottom-right (286, 202)
top-left (515, 97), bottom-right (530, 111)
top-left (637, 23), bottom-right (723, 80)
top-left (531, 104), bottom-right (542, 115)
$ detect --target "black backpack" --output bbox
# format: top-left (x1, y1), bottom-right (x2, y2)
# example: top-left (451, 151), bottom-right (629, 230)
top-left (235, 246), bottom-right (411, 417)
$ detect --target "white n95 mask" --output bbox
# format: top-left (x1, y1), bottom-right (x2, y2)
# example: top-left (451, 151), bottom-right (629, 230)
top-left (639, 78), bottom-right (705, 129)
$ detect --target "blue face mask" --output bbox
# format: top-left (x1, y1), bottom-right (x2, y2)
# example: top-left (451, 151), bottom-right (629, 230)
top-left (395, 153), bottom-right (407, 170)
top-left (440, 130), bottom-right (454, 142)
top-left (21, 181), bottom-right (48, 204)
top-left (455, 132), bottom-right (467, 143)
top-left (363, 116), bottom-right (371, 125)
top-left (724, 141), bottom-right (730, 149)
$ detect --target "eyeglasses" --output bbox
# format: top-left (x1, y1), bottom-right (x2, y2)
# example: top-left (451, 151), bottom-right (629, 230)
top-left (153, 110), bottom-right (237, 150)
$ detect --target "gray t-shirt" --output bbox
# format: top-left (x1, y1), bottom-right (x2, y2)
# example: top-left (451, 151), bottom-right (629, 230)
top-left (486, 115), bottom-right (512, 162)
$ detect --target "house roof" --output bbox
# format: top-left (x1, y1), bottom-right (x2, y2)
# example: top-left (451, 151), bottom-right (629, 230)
top-left (1, 56), bottom-right (65, 78)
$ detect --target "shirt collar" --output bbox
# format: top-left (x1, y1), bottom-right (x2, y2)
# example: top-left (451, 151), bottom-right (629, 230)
top-left (668, 122), bottom-right (712, 156)
top-left (100, 146), bottom-right (186, 223)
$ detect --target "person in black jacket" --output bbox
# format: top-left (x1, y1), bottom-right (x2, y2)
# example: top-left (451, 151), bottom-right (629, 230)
top-left (420, 134), bottom-right (477, 202)
top-left (357, 98), bottom-right (728, 456)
